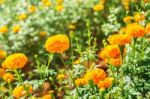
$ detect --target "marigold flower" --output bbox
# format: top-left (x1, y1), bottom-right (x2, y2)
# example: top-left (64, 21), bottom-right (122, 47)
top-left (125, 23), bottom-right (146, 37)
top-left (45, 34), bottom-right (69, 53)
top-left (56, 4), bottom-right (64, 11)
top-left (134, 13), bottom-right (145, 22)
top-left (84, 68), bottom-right (106, 84)
top-left (146, 23), bottom-right (150, 33)
top-left (0, 68), bottom-right (5, 77)
top-left (99, 45), bottom-right (120, 59)
top-left (0, 25), bottom-right (8, 33)
top-left (93, 4), bottom-right (104, 12)
top-left (75, 78), bottom-right (86, 86)
top-left (18, 13), bottom-right (27, 20)
top-left (57, 74), bottom-right (66, 80)
top-left (107, 34), bottom-right (131, 45)
top-left (2, 53), bottom-right (28, 69)
top-left (28, 5), bottom-right (37, 13)
top-left (98, 77), bottom-right (113, 89)
top-left (2, 72), bottom-right (14, 83)
top-left (123, 16), bottom-right (132, 23)
top-left (13, 84), bottom-right (33, 99)
top-left (0, 49), bottom-right (7, 59)
top-left (13, 25), bottom-right (21, 33)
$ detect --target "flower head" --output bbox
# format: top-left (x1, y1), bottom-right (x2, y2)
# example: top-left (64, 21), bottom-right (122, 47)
top-left (93, 4), bottom-right (104, 12)
top-left (0, 49), bottom-right (7, 59)
top-left (56, 4), bottom-right (64, 11)
top-left (28, 5), bottom-right (37, 13)
top-left (45, 34), bottom-right (69, 53)
top-left (2, 53), bottom-right (28, 69)
top-left (123, 16), bottom-right (132, 23)
top-left (0, 25), bottom-right (8, 34)
top-left (2, 72), bottom-right (14, 83)
top-left (98, 77), bottom-right (113, 89)
top-left (99, 45), bottom-right (120, 59)
top-left (125, 23), bottom-right (146, 37)
top-left (13, 84), bottom-right (33, 99)
top-left (107, 34), bottom-right (131, 45)
top-left (134, 13), bottom-right (145, 22)
top-left (18, 13), bottom-right (27, 20)
top-left (146, 23), bottom-right (150, 33)
top-left (13, 25), bottom-right (21, 33)
top-left (75, 78), bottom-right (86, 86)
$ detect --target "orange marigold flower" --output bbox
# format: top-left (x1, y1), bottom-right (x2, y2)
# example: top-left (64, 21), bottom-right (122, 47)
top-left (107, 34), bottom-right (131, 45)
top-left (146, 23), bottom-right (150, 33)
top-left (2, 72), bottom-right (14, 83)
top-left (45, 34), bottom-right (69, 53)
top-left (93, 4), bottom-right (104, 12)
top-left (75, 78), bottom-right (86, 86)
top-left (43, 94), bottom-right (51, 99)
top-left (2, 53), bottom-right (28, 69)
top-left (84, 68), bottom-right (106, 84)
top-left (13, 25), bottom-right (21, 33)
top-left (13, 84), bottom-right (33, 99)
top-left (0, 68), bottom-right (5, 77)
top-left (0, 49), bottom-right (7, 59)
top-left (99, 45), bottom-right (120, 59)
top-left (0, 25), bottom-right (8, 34)
top-left (98, 77), bottom-right (113, 89)
top-left (125, 23), bottom-right (146, 37)
top-left (105, 58), bottom-right (122, 66)
top-left (123, 16), bottom-right (132, 23)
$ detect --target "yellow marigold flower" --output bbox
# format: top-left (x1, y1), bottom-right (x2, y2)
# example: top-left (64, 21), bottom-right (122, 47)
top-left (0, 25), bottom-right (8, 34)
top-left (43, 94), bottom-right (51, 99)
top-left (12, 25), bottom-right (21, 33)
top-left (0, 49), bottom-right (7, 59)
top-left (13, 84), bottom-right (33, 99)
top-left (0, 68), bottom-right (5, 77)
top-left (39, 31), bottom-right (48, 37)
top-left (45, 34), bottom-right (69, 53)
top-left (75, 78), bottom-right (86, 86)
top-left (2, 53), bottom-right (28, 69)
top-left (93, 4), bottom-right (104, 12)
top-left (18, 13), bottom-right (27, 20)
top-left (134, 13), bottom-right (145, 22)
top-left (105, 58), bottom-right (122, 66)
top-left (57, 0), bottom-right (63, 4)
top-left (57, 74), bottom-right (65, 80)
top-left (107, 34), bottom-right (131, 45)
top-left (125, 23), bottom-right (146, 37)
top-left (2, 72), bottom-right (14, 83)
top-left (56, 4), bottom-right (64, 12)
top-left (98, 77), bottom-right (113, 89)
top-left (28, 5), bottom-right (37, 13)
top-left (146, 23), bottom-right (150, 33)
top-left (123, 16), bottom-right (132, 23)
top-left (68, 24), bottom-right (76, 30)
top-left (84, 68), bottom-right (106, 84)
top-left (42, 0), bottom-right (52, 7)
top-left (99, 45), bottom-right (120, 59)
